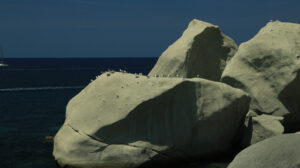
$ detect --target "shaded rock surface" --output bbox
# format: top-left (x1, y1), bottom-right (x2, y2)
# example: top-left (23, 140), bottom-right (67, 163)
top-left (228, 134), bottom-right (300, 168)
top-left (241, 113), bottom-right (284, 146)
top-left (53, 72), bottom-right (250, 168)
top-left (221, 21), bottom-right (300, 132)
top-left (149, 19), bottom-right (237, 81)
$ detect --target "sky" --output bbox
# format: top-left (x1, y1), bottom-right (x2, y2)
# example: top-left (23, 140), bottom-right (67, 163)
top-left (0, 0), bottom-right (300, 58)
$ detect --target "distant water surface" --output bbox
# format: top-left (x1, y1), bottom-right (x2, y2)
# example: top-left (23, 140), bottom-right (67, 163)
top-left (0, 58), bottom-right (157, 89)
top-left (0, 58), bottom-right (228, 168)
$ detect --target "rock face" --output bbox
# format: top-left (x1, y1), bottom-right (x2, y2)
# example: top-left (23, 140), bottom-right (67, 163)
top-left (221, 21), bottom-right (300, 132)
top-left (53, 72), bottom-right (250, 168)
top-left (228, 134), bottom-right (300, 168)
top-left (149, 19), bottom-right (238, 81)
top-left (241, 114), bottom-right (284, 146)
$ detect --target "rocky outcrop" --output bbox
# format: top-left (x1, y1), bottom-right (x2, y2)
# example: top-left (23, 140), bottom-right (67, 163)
top-left (241, 114), bottom-right (284, 146)
top-left (53, 72), bottom-right (250, 168)
top-left (228, 134), bottom-right (300, 168)
top-left (149, 19), bottom-right (237, 81)
top-left (221, 21), bottom-right (300, 132)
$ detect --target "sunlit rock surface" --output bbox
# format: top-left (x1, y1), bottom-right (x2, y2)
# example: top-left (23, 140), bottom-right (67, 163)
top-left (149, 19), bottom-right (237, 81)
top-left (221, 21), bottom-right (300, 132)
top-left (53, 72), bottom-right (250, 168)
top-left (228, 134), bottom-right (300, 168)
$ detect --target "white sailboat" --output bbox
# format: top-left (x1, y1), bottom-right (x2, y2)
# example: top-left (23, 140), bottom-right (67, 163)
top-left (0, 46), bottom-right (8, 67)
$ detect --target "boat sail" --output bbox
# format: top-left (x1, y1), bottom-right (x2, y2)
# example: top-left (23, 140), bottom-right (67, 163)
top-left (0, 46), bottom-right (8, 67)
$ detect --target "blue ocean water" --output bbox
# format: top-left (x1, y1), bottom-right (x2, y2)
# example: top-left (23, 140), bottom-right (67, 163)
top-left (0, 58), bottom-right (228, 168)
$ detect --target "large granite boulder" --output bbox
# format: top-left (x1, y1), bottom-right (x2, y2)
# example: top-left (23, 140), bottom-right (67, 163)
top-left (228, 134), bottom-right (300, 168)
top-left (53, 72), bottom-right (250, 168)
top-left (221, 21), bottom-right (300, 132)
top-left (149, 19), bottom-right (238, 81)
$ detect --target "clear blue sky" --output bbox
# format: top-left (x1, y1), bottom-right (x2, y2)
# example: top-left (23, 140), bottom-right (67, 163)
top-left (0, 0), bottom-right (299, 58)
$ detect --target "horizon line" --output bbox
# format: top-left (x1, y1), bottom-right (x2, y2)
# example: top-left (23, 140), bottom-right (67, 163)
top-left (4, 57), bottom-right (158, 59)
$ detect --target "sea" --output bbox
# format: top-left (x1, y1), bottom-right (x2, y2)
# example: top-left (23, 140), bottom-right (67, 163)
top-left (0, 58), bottom-right (228, 168)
